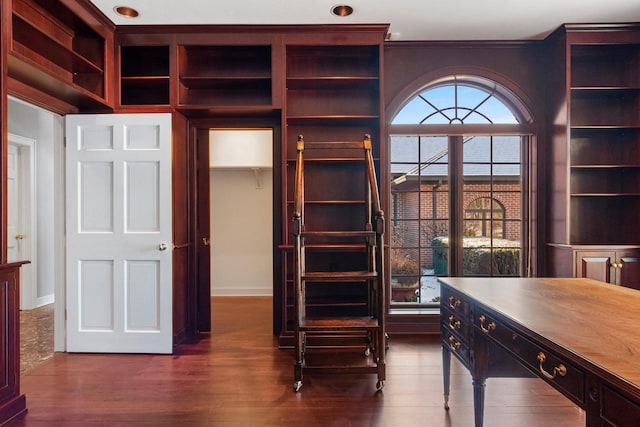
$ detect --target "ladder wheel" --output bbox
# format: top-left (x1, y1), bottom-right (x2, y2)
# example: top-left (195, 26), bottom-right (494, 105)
top-left (375, 380), bottom-right (384, 391)
top-left (294, 381), bottom-right (302, 392)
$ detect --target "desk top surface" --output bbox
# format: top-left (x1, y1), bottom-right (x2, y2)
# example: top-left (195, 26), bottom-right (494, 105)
top-left (439, 277), bottom-right (640, 395)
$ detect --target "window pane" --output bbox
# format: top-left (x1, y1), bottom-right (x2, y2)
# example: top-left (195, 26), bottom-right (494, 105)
top-left (476, 97), bottom-right (518, 124)
top-left (390, 135), bottom-right (418, 163)
top-left (393, 191), bottom-right (419, 219)
top-left (463, 136), bottom-right (491, 163)
top-left (392, 98), bottom-right (435, 124)
top-left (420, 136), bottom-right (448, 163)
top-left (493, 136), bottom-right (521, 162)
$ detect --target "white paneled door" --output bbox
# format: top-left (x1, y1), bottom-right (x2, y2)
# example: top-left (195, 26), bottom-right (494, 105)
top-left (66, 114), bottom-right (173, 353)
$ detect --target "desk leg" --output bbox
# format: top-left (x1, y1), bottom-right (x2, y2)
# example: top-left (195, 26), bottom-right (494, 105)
top-left (442, 345), bottom-right (451, 410)
top-left (472, 377), bottom-right (486, 427)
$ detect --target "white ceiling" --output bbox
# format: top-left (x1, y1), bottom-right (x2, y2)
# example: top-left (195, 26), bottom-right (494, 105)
top-left (89, 0), bottom-right (640, 41)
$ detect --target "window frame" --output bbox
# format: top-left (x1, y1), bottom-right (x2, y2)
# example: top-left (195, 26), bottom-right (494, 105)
top-left (387, 78), bottom-right (535, 312)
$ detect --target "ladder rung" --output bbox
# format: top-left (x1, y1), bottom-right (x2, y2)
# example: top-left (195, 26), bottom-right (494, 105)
top-left (302, 271), bottom-right (377, 281)
top-left (301, 365), bottom-right (379, 374)
top-left (301, 231), bottom-right (376, 238)
top-left (300, 317), bottom-right (379, 331)
top-left (302, 141), bottom-right (364, 150)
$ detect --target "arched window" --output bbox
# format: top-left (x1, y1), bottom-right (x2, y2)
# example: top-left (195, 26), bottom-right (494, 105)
top-left (465, 198), bottom-right (505, 238)
top-left (392, 77), bottom-right (531, 125)
top-left (389, 76), bottom-right (532, 305)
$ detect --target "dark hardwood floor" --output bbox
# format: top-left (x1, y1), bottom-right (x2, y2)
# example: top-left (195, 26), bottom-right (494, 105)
top-left (9, 297), bottom-right (585, 426)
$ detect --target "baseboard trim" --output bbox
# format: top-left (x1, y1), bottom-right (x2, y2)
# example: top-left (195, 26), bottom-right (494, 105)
top-left (36, 294), bottom-right (54, 307)
top-left (211, 289), bottom-right (272, 296)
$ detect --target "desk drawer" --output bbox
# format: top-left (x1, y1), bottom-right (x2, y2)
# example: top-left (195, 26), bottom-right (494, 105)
top-left (601, 386), bottom-right (640, 427)
top-left (441, 307), bottom-right (471, 342)
top-left (441, 287), bottom-right (469, 318)
top-left (441, 329), bottom-right (471, 368)
top-left (475, 311), bottom-right (585, 405)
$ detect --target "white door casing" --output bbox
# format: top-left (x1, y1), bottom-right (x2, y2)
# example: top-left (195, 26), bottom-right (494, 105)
top-left (65, 113), bottom-right (173, 354)
top-left (7, 135), bottom-right (37, 310)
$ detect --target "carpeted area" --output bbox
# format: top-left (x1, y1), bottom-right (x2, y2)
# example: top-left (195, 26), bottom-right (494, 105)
top-left (19, 304), bottom-right (54, 374)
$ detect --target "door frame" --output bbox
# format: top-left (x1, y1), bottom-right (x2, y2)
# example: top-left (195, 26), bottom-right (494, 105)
top-left (7, 133), bottom-right (37, 309)
top-left (189, 115), bottom-right (281, 335)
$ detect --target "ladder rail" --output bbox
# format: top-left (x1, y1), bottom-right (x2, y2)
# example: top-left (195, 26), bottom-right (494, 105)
top-left (363, 134), bottom-right (386, 327)
top-left (292, 133), bottom-right (386, 392)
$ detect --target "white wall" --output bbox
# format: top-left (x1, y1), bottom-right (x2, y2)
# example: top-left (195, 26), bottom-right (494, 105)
top-left (7, 98), bottom-right (61, 306)
top-left (209, 130), bottom-right (273, 296)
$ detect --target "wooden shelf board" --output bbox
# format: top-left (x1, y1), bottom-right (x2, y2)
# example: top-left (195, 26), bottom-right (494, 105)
top-left (287, 115), bottom-right (379, 122)
top-left (180, 76), bottom-right (271, 83)
top-left (122, 76), bottom-right (170, 81)
top-left (286, 200), bottom-right (366, 204)
top-left (571, 86), bottom-right (640, 91)
top-left (7, 53), bottom-right (108, 109)
top-left (571, 125), bottom-right (640, 130)
top-left (571, 193), bottom-right (640, 197)
top-left (12, 19), bottom-right (103, 75)
top-left (571, 164), bottom-right (640, 169)
top-left (175, 105), bottom-right (276, 116)
top-left (286, 76), bottom-right (378, 90)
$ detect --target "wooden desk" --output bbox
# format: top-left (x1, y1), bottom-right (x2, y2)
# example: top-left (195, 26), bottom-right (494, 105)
top-left (439, 277), bottom-right (640, 427)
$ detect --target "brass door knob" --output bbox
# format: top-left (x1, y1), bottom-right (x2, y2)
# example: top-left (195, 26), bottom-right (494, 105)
top-left (15, 233), bottom-right (25, 240)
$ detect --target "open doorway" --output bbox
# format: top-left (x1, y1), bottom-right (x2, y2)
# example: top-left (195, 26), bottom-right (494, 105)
top-left (209, 129), bottom-right (273, 296)
top-left (7, 133), bottom-right (36, 309)
top-left (8, 97), bottom-right (65, 371)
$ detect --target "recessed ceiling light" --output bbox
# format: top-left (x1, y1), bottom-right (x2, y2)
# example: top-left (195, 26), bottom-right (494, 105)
top-left (331, 5), bottom-right (354, 17)
top-left (114, 6), bottom-right (139, 18)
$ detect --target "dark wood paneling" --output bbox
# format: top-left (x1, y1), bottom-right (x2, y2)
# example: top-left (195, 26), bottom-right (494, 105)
top-left (0, 263), bottom-right (28, 425)
top-left (195, 128), bottom-right (210, 333)
top-left (1, 0), bottom-right (10, 264)
top-left (545, 244), bottom-right (573, 277)
top-left (172, 111), bottom-right (191, 343)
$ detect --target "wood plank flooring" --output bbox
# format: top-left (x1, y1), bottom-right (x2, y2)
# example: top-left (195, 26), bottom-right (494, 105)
top-left (9, 297), bottom-right (585, 426)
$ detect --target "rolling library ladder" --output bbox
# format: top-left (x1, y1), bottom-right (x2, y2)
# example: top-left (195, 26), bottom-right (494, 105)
top-left (292, 134), bottom-right (386, 392)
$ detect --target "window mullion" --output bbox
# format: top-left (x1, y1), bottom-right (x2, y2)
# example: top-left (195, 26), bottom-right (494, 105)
top-left (449, 135), bottom-right (464, 277)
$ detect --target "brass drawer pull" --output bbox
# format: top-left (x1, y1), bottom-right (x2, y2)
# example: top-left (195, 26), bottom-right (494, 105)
top-left (448, 315), bottom-right (461, 330)
top-left (448, 335), bottom-right (461, 351)
top-left (478, 315), bottom-right (496, 333)
top-left (448, 295), bottom-right (461, 309)
top-left (537, 352), bottom-right (567, 380)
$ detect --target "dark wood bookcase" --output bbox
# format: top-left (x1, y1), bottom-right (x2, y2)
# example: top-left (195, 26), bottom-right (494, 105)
top-left (547, 24), bottom-right (640, 284)
top-left (569, 40), bottom-right (640, 245)
top-left (120, 45), bottom-right (170, 106)
top-left (280, 41), bottom-right (385, 341)
top-left (118, 38), bottom-right (275, 112)
top-left (8, 0), bottom-right (110, 110)
top-left (177, 45), bottom-right (272, 110)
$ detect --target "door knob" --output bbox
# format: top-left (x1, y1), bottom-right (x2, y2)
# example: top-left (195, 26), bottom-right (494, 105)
top-left (202, 237), bottom-right (210, 246)
top-left (15, 233), bottom-right (25, 240)
top-left (158, 243), bottom-right (168, 251)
